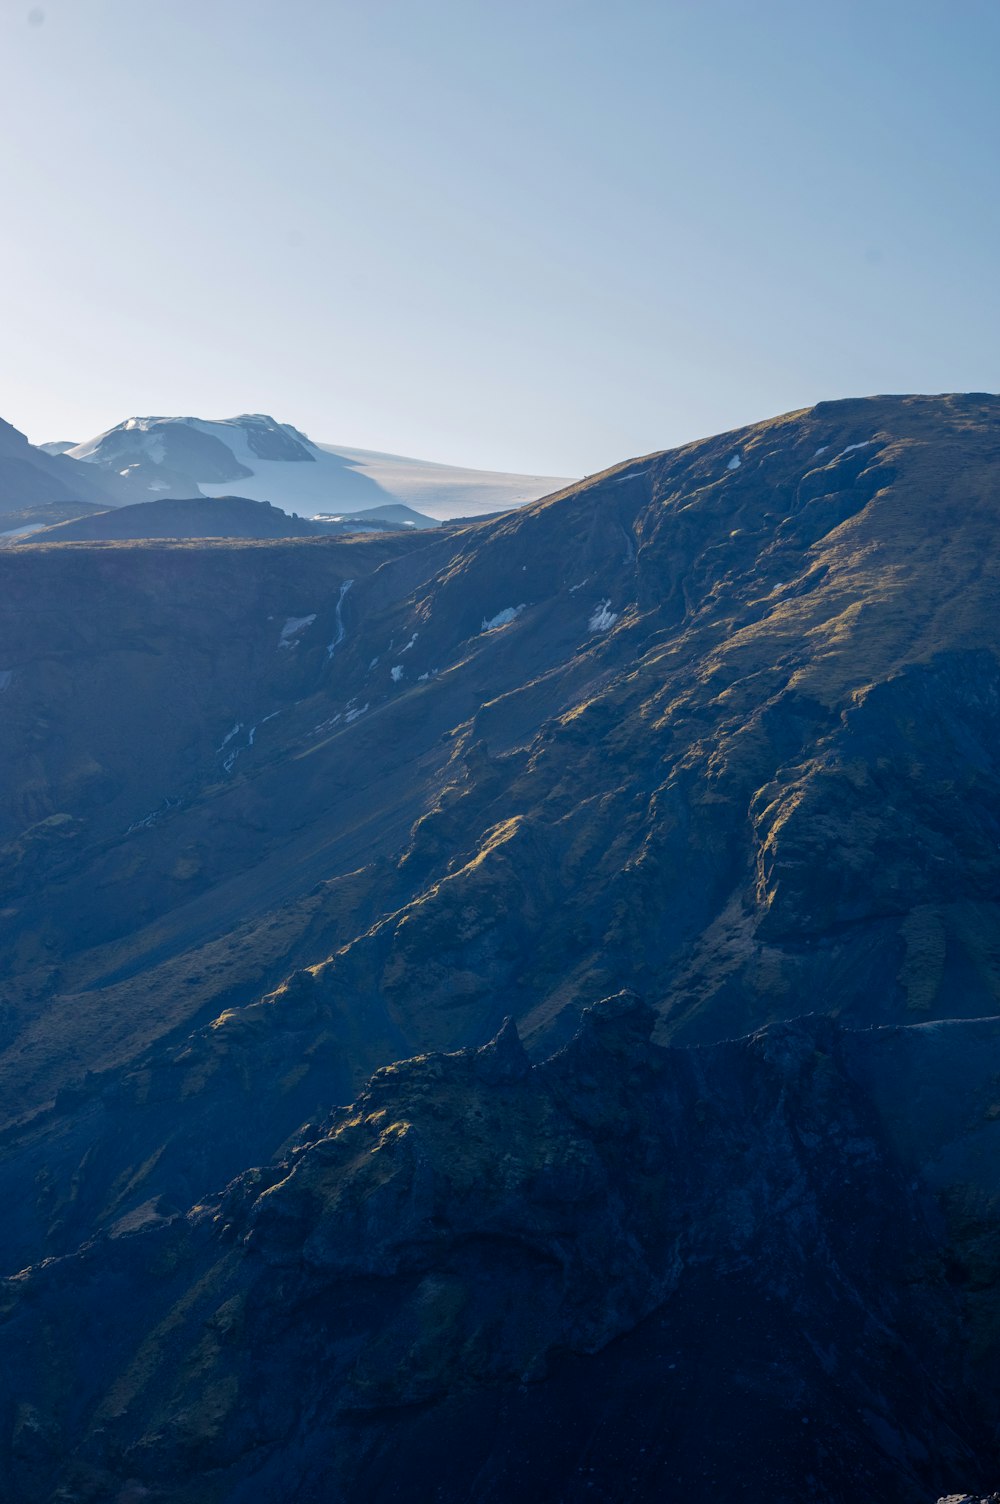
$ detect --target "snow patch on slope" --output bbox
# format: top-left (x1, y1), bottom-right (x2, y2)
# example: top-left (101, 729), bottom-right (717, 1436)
top-left (216, 722), bottom-right (242, 752)
top-left (279, 614), bottom-right (316, 648)
top-left (832, 440), bottom-right (873, 462)
top-left (589, 600), bottom-right (618, 632)
top-left (481, 605), bottom-right (525, 632)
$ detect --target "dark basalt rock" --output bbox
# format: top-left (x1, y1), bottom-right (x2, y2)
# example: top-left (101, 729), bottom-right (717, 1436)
top-left (472, 1014), bottom-right (531, 1083)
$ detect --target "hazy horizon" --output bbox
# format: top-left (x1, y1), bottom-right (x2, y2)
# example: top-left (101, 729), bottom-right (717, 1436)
top-left (3, 0), bottom-right (998, 474)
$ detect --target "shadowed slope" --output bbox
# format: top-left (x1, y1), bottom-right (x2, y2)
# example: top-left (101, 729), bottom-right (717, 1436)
top-left (13, 495), bottom-right (346, 542)
top-left (0, 417), bottom-right (129, 518)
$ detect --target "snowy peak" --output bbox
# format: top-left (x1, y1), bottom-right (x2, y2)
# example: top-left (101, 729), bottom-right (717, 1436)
top-left (69, 417), bottom-right (252, 497)
top-left (187, 414), bottom-right (317, 464)
top-left (68, 413), bottom-right (575, 520)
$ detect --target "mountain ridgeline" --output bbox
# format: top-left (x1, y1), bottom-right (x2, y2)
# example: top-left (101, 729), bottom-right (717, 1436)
top-left (63, 412), bottom-right (575, 520)
top-left (0, 417), bottom-right (129, 524)
top-left (6, 494), bottom-right (438, 544)
top-left (2, 393), bottom-right (1000, 1502)
top-left (0, 411), bottom-right (572, 538)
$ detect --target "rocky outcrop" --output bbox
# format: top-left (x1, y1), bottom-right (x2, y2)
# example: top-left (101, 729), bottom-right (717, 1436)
top-left (2, 1002), bottom-right (1000, 1502)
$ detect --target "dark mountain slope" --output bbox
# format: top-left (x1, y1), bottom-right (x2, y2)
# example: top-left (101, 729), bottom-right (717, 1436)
top-left (320, 500), bottom-right (438, 528)
top-left (0, 499), bottom-right (108, 542)
top-left (13, 493), bottom-right (424, 543)
top-left (3, 999), bottom-right (1000, 1503)
top-left (0, 417), bottom-right (128, 517)
top-left (3, 393), bottom-right (1000, 1279)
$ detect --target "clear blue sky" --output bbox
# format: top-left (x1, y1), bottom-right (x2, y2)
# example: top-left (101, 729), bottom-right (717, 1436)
top-left (1, 0), bottom-right (998, 475)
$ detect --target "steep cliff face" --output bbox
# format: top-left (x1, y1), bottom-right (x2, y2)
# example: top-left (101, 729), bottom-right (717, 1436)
top-left (2, 1000), bottom-right (1000, 1503)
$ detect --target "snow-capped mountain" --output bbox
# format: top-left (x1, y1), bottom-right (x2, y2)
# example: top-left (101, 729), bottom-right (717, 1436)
top-left (65, 414), bottom-right (574, 521)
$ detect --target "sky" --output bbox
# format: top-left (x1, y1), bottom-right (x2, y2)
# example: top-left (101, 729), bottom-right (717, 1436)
top-left (1, 0), bottom-right (998, 477)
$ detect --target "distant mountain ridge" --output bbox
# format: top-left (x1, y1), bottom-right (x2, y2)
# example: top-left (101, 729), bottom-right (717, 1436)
top-left (0, 417), bottom-right (126, 523)
top-left (63, 412), bottom-right (574, 520)
top-left (11, 494), bottom-right (437, 544)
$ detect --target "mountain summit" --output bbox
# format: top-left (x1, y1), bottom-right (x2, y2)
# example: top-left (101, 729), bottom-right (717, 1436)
top-left (66, 412), bottom-right (574, 520)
